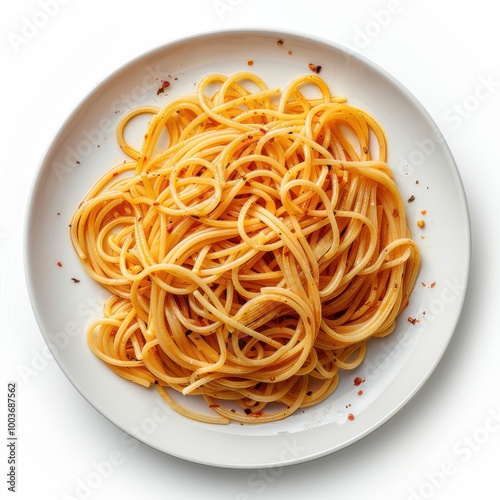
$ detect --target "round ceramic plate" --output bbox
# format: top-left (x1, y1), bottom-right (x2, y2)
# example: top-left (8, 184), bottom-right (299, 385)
top-left (25, 29), bottom-right (470, 468)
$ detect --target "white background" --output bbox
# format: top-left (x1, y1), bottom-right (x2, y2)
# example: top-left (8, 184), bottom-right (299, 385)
top-left (1, 1), bottom-right (499, 499)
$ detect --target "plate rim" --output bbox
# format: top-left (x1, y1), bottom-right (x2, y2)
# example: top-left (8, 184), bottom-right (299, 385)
top-left (23, 26), bottom-right (471, 468)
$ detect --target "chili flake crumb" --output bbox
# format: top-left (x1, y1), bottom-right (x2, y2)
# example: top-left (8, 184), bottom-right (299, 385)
top-left (353, 376), bottom-right (364, 386)
top-left (57, 212), bottom-right (61, 216)
top-left (407, 316), bottom-right (417, 325)
top-left (357, 390), bottom-right (363, 396)
top-left (417, 219), bottom-right (425, 228)
top-left (71, 278), bottom-right (80, 283)
top-left (247, 59), bottom-right (254, 66)
top-left (288, 50), bottom-right (292, 55)
top-left (392, 208), bottom-right (399, 217)
top-left (306, 391), bottom-right (313, 396)
top-left (157, 80), bottom-right (170, 95)
top-left (76, 161), bottom-right (80, 164)
top-left (277, 39), bottom-right (284, 46)
top-left (308, 63), bottom-right (322, 73)
top-left (348, 413), bottom-right (355, 421)
top-left (421, 210), bottom-right (427, 215)
top-left (430, 282), bottom-right (436, 288)
top-left (154, 380), bottom-right (158, 385)
top-left (57, 261), bottom-right (62, 267)
top-left (244, 408), bottom-right (252, 415)
top-left (407, 195), bottom-right (415, 203)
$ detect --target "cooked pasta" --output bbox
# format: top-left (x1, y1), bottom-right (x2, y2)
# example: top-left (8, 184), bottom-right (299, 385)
top-left (70, 71), bottom-right (420, 424)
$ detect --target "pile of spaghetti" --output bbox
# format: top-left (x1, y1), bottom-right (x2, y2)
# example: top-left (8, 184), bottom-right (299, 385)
top-left (70, 72), bottom-right (420, 424)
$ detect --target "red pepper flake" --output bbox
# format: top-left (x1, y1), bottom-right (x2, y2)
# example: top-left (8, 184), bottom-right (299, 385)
top-left (71, 278), bottom-right (80, 283)
top-left (353, 376), bottom-right (364, 386)
top-left (308, 63), bottom-right (322, 73)
top-left (392, 208), bottom-right (399, 217)
top-left (56, 212), bottom-right (61, 216)
top-left (408, 195), bottom-right (415, 203)
top-left (247, 60), bottom-right (254, 66)
top-left (56, 261), bottom-right (62, 267)
top-left (407, 316), bottom-right (417, 325)
top-left (357, 390), bottom-right (363, 396)
top-left (348, 413), bottom-right (355, 421)
top-left (421, 210), bottom-right (427, 215)
top-left (157, 80), bottom-right (170, 95)
top-left (430, 282), bottom-right (436, 288)
top-left (153, 201), bottom-right (160, 206)
top-left (277, 39), bottom-right (284, 46)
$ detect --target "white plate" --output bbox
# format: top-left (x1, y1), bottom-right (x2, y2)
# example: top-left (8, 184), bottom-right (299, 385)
top-left (24, 28), bottom-right (470, 468)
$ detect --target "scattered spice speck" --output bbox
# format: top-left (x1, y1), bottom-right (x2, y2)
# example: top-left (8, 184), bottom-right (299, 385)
top-left (417, 219), bottom-right (425, 228)
top-left (71, 278), bottom-right (80, 283)
top-left (56, 261), bottom-right (62, 267)
top-left (277, 39), bottom-right (284, 46)
top-left (407, 316), bottom-right (417, 325)
top-left (247, 60), bottom-right (254, 66)
top-left (407, 195), bottom-right (415, 203)
top-left (348, 413), bottom-right (355, 421)
top-left (308, 63), bottom-right (322, 73)
top-left (157, 80), bottom-right (170, 95)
